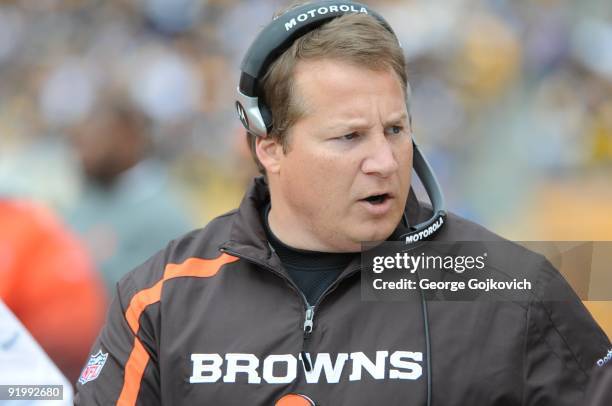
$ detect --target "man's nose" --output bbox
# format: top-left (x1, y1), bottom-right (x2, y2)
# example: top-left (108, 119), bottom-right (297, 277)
top-left (361, 135), bottom-right (399, 177)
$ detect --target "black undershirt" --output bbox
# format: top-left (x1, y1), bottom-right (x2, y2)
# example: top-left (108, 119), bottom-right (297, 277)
top-left (263, 204), bottom-right (356, 306)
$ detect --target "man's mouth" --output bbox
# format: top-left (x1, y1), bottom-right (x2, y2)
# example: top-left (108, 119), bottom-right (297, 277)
top-left (361, 193), bottom-right (391, 205)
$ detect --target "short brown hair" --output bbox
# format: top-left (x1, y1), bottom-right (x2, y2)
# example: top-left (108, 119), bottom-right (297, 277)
top-left (247, 10), bottom-right (408, 174)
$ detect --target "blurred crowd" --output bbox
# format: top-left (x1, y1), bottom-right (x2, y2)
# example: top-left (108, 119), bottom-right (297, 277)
top-left (0, 0), bottom-right (611, 383)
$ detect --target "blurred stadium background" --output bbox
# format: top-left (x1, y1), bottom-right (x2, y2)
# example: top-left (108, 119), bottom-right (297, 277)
top-left (0, 0), bottom-right (610, 382)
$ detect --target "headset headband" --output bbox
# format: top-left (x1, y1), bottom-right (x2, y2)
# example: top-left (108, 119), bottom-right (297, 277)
top-left (236, 1), bottom-right (394, 137)
top-left (239, 2), bottom-right (394, 97)
top-left (235, 0), bottom-right (447, 243)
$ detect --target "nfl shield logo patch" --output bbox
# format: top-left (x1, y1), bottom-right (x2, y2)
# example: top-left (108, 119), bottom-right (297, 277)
top-left (79, 350), bottom-right (108, 385)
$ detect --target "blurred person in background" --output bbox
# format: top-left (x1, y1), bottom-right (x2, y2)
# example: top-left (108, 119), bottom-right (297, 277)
top-left (64, 97), bottom-right (194, 292)
top-left (0, 199), bottom-right (107, 383)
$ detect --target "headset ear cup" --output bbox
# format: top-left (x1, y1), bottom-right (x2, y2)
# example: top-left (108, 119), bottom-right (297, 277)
top-left (258, 100), bottom-right (273, 134)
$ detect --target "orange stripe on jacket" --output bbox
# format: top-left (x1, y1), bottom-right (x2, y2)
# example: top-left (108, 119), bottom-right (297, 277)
top-left (164, 254), bottom-right (239, 279)
top-left (118, 253), bottom-right (238, 405)
top-left (117, 338), bottom-right (150, 406)
top-left (126, 282), bottom-right (163, 334)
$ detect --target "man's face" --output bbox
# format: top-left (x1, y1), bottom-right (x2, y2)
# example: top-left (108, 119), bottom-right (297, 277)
top-left (265, 58), bottom-right (412, 252)
top-left (72, 116), bottom-right (146, 187)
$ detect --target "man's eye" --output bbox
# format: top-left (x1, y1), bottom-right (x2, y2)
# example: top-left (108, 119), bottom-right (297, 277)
top-left (387, 126), bottom-right (404, 136)
top-left (342, 132), bottom-right (359, 140)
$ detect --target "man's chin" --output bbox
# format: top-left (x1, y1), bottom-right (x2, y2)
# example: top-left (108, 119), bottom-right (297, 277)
top-left (352, 223), bottom-right (398, 245)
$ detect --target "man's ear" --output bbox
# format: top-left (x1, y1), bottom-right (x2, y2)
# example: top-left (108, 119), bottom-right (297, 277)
top-left (255, 135), bottom-right (284, 174)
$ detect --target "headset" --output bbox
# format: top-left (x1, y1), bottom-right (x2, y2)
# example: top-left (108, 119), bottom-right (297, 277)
top-left (235, 3), bottom-right (445, 404)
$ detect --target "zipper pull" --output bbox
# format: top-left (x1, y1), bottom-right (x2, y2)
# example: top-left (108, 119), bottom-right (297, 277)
top-left (303, 306), bottom-right (314, 337)
top-left (301, 306), bottom-right (315, 372)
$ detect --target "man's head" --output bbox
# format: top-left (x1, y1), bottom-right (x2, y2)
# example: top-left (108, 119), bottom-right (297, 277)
top-left (246, 10), bottom-right (409, 171)
top-left (71, 100), bottom-right (151, 187)
top-left (243, 6), bottom-right (413, 252)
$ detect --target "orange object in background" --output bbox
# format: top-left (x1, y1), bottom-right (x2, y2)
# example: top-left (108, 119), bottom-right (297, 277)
top-left (0, 200), bottom-right (107, 383)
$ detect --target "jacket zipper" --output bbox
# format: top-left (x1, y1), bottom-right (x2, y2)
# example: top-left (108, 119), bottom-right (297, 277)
top-left (299, 267), bottom-right (360, 372)
top-left (219, 247), bottom-right (360, 373)
top-left (220, 247), bottom-right (316, 372)
top-left (301, 305), bottom-right (315, 371)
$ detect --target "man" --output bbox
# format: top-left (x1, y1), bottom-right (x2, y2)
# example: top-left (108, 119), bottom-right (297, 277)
top-left (75, 2), bottom-right (610, 405)
top-left (66, 98), bottom-right (193, 292)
